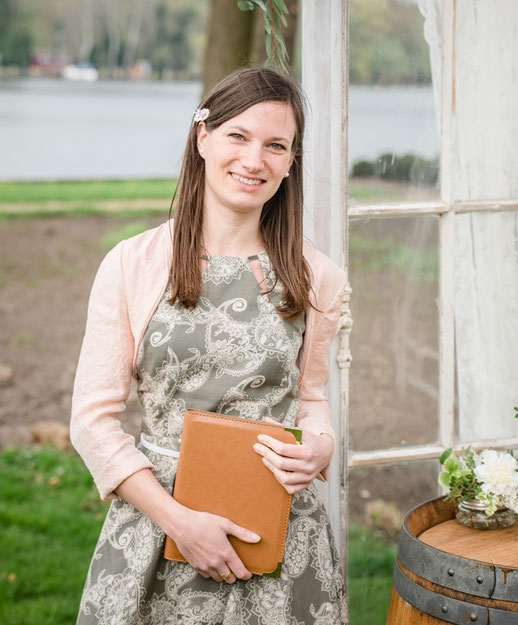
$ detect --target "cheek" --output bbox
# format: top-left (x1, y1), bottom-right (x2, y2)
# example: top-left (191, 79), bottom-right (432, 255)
top-left (272, 161), bottom-right (290, 181)
top-left (205, 151), bottom-right (228, 179)
top-left (217, 148), bottom-right (240, 175)
top-left (277, 154), bottom-right (293, 173)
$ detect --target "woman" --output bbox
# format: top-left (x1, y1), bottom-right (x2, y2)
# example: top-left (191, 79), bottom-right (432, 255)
top-left (71, 66), bottom-right (347, 624)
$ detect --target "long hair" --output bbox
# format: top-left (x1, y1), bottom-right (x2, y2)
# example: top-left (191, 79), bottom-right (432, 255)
top-left (168, 65), bottom-right (312, 321)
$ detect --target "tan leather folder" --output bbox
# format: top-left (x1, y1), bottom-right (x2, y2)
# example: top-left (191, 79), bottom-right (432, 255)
top-left (163, 408), bottom-right (302, 576)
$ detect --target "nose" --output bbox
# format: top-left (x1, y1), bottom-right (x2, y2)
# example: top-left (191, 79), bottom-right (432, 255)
top-left (241, 141), bottom-right (264, 173)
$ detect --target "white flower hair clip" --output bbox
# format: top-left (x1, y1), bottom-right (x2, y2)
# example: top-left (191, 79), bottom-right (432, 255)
top-left (193, 108), bottom-right (209, 123)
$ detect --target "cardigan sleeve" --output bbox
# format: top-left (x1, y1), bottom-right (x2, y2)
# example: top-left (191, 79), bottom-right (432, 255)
top-left (295, 269), bottom-right (346, 482)
top-left (70, 241), bottom-right (155, 500)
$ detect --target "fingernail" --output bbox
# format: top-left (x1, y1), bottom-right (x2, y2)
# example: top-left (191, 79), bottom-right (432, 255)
top-left (257, 435), bottom-right (267, 443)
top-left (251, 532), bottom-right (260, 541)
top-left (253, 444), bottom-right (261, 453)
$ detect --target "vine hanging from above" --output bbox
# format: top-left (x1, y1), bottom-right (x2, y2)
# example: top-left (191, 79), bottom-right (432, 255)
top-left (237, 0), bottom-right (290, 73)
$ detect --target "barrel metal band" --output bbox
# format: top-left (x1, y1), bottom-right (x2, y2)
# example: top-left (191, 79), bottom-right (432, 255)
top-left (393, 561), bottom-right (518, 625)
top-left (398, 521), bottom-right (495, 598)
top-left (493, 567), bottom-right (518, 602)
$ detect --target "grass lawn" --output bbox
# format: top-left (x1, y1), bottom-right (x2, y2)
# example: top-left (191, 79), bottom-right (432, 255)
top-left (0, 178), bottom-right (399, 204)
top-left (0, 447), bottom-right (396, 624)
top-left (0, 179), bottom-right (177, 218)
top-left (0, 447), bottom-right (108, 624)
top-left (0, 179), bottom-right (177, 204)
top-left (348, 524), bottom-right (396, 623)
top-left (0, 177), bottom-right (430, 218)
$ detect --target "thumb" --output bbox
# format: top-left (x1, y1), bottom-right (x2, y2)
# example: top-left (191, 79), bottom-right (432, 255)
top-left (263, 416), bottom-right (280, 425)
top-left (227, 522), bottom-right (261, 543)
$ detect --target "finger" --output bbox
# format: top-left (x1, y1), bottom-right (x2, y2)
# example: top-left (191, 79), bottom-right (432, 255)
top-left (261, 458), bottom-right (310, 486)
top-left (256, 434), bottom-right (306, 459)
top-left (253, 443), bottom-right (311, 473)
top-left (226, 521), bottom-right (261, 544)
top-left (227, 556), bottom-right (252, 581)
top-left (263, 416), bottom-right (281, 425)
top-left (267, 478), bottom-right (310, 494)
top-left (283, 482), bottom-right (310, 494)
top-left (224, 522), bottom-right (259, 579)
top-left (216, 568), bottom-right (236, 584)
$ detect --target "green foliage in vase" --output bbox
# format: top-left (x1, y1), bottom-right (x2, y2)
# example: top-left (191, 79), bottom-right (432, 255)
top-left (438, 447), bottom-right (480, 505)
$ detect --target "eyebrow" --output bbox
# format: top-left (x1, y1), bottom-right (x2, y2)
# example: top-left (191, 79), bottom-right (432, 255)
top-left (228, 125), bottom-right (291, 144)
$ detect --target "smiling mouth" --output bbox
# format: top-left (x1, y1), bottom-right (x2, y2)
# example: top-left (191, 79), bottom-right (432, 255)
top-left (230, 172), bottom-right (265, 186)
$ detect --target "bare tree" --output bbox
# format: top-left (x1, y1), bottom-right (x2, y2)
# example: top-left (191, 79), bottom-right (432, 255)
top-left (122, 0), bottom-right (145, 68)
top-left (202, 0), bottom-right (254, 94)
top-left (78, 0), bottom-right (94, 61)
top-left (104, 1), bottom-right (121, 73)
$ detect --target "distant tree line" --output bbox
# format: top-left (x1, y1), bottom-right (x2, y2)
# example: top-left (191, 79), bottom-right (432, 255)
top-left (0, 0), bottom-right (208, 78)
top-left (1, 0), bottom-right (431, 87)
top-left (349, 0), bottom-right (431, 85)
top-left (352, 152), bottom-right (439, 186)
top-left (0, 0), bottom-right (33, 66)
top-left (88, 1), bottom-right (206, 78)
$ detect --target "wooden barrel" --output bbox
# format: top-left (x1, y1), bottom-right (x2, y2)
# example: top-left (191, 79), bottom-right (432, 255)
top-left (386, 497), bottom-right (518, 625)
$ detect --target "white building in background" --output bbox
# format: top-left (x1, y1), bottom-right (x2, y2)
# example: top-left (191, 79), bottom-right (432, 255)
top-left (61, 62), bottom-right (99, 82)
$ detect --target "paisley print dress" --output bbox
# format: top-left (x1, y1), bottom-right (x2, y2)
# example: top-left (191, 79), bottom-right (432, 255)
top-left (76, 252), bottom-right (347, 625)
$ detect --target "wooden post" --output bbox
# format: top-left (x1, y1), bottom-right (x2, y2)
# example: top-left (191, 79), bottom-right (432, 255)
top-left (301, 0), bottom-right (350, 576)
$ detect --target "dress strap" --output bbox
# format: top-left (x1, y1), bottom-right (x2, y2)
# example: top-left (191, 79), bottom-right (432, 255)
top-left (200, 253), bottom-right (262, 261)
top-left (140, 433), bottom-right (180, 458)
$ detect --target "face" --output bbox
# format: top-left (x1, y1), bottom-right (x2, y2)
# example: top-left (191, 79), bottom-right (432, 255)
top-left (196, 101), bottom-right (296, 216)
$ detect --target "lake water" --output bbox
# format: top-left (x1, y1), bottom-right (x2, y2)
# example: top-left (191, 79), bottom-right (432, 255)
top-left (0, 78), bottom-right (439, 181)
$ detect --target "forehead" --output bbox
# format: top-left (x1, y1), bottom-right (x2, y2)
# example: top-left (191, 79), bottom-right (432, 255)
top-left (219, 101), bottom-right (296, 141)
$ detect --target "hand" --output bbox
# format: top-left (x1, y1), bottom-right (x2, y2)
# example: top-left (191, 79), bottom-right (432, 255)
top-left (253, 417), bottom-right (334, 494)
top-left (171, 506), bottom-right (261, 583)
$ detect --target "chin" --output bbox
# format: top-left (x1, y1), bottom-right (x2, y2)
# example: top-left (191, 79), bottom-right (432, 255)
top-left (230, 200), bottom-right (264, 213)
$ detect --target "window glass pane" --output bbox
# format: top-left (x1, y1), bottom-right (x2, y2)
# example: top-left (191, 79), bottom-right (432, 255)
top-left (347, 460), bottom-right (438, 625)
top-left (348, 0), bottom-right (440, 204)
top-left (349, 215), bottom-right (439, 451)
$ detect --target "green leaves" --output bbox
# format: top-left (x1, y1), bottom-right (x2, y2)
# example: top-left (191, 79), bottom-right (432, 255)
top-left (438, 471), bottom-right (452, 489)
top-left (236, 0), bottom-right (290, 72)
top-left (439, 448), bottom-right (452, 465)
top-left (443, 455), bottom-right (461, 473)
top-left (437, 446), bottom-right (480, 505)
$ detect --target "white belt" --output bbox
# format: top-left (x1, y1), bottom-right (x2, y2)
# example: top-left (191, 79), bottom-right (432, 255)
top-left (140, 433), bottom-right (180, 458)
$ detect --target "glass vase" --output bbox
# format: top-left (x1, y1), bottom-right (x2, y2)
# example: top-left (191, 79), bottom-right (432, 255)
top-left (456, 500), bottom-right (517, 530)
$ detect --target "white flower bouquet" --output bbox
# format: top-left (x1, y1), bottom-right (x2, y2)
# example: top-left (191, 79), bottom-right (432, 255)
top-left (439, 446), bottom-right (518, 517)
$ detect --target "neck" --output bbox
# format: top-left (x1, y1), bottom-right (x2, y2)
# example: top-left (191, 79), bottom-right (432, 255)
top-left (201, 207), bottom-right (264, 257)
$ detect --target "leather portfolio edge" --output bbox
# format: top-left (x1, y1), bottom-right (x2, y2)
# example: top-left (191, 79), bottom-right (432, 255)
top-left (163, 409), bottom-right (302, 577)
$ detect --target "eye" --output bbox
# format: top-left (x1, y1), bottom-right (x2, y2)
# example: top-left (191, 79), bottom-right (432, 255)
top-left (229, 133), bottom-right (245, 140)
top-left (270, 143), bottom-right (286, 151)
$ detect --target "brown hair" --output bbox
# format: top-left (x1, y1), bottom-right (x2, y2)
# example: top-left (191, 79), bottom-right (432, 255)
top-left (168, 65), bottom-right (312, 320)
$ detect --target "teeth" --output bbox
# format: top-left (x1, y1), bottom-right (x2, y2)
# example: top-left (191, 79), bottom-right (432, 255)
top-left (231, 173), bottom-right (263, 186)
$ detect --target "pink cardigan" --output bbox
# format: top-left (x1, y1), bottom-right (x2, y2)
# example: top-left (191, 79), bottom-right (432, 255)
top-left (70, 221), bottom-right (346, 500)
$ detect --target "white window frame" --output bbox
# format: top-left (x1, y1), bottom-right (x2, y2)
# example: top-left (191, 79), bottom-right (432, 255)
top-left (301, 0), bottom-right (518, 579)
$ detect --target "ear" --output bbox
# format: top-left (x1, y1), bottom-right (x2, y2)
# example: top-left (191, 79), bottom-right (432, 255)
top-left (196, 121), bottom-right (208, 157)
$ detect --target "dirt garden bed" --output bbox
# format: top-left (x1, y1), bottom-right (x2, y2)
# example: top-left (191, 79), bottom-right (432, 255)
top-left (0, 214), bottom-right (438, 523)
